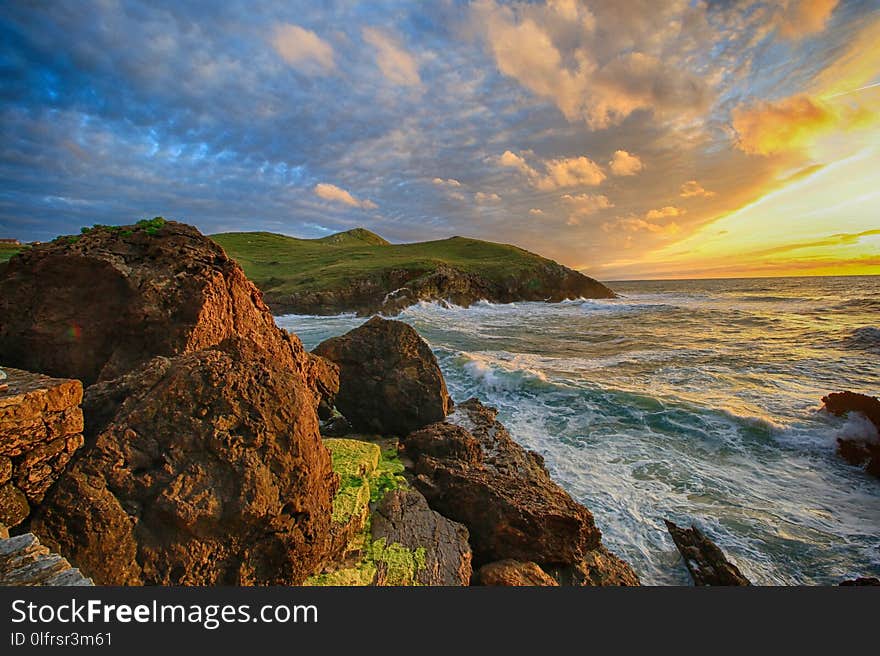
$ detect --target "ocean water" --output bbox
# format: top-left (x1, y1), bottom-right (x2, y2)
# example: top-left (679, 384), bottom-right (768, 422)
top-left (277, 276), bottom-right (880, 585)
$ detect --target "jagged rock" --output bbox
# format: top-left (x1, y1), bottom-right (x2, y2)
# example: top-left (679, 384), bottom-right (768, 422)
top-left (822, 391), bottom-right (880, 478)
top-left (0, 220), bottom-right (334, 413)
top-left (839, 577), bottom-right (880, 586)
top-left (664, 519), bottom-right (751, 586)
top-left (478, 560), bottom-right (558, 586)
top-left (0, 368), bottom-right (84, 526)
top-left (0, 533), bottom-right (92, 586)
top-left (403, 398), bottom-right (638, 585)
top-left (313, 317), bottom-right (452, 435)
top-left (28, 337), bottom-right (337, 586)
top-left (371, 488), bottom-right (471, 586)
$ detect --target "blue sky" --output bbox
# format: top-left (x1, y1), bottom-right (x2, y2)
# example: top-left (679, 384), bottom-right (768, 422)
top-left (1, 1), bottom-right (878, 278)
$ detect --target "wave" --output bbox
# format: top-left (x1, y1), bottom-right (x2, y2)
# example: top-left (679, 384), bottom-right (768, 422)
top-left (843, 326), bottom-right (880, 351)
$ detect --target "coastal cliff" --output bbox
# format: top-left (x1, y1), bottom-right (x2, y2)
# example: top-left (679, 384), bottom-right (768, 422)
top-left (0, 219), bottom-right (635, 586)
top-left (211, 229), bottom-right (615, 316)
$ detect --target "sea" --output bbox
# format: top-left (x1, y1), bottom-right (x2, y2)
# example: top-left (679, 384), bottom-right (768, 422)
top-left (277, 275), bottom-right (880, 585)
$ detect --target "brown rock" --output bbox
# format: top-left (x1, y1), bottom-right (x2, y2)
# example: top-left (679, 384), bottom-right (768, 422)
top-left (314, 317), bottom-right (452, 435)
top-left (0, 368), bottom-right (84, 526)
top-left (821, 391), bottom-right (880, 478)
top-left (371, 488), bottom-right (471, 586)
top-left (403, 398), bottom-right (638, 585)
top-left (29, 337), bottom-right (337, 586)
top-left (0, 221), bottom-right (331, 412)
top-left (478, 560), bottom-right (558, 586)
top-left (664, 519), bottom-right (751, 586)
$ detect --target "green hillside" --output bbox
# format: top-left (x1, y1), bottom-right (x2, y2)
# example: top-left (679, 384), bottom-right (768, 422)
top-left (212, 229), bottom-right (558, 295)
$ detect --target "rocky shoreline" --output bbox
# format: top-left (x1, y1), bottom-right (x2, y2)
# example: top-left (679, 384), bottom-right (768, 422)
top-left (266, 261), bottom-right (617, 317)
top-left (0, 219), bottom-right (876, 586)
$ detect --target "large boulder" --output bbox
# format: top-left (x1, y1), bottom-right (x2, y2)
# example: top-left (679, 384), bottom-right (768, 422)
top-left (0, 220), bottom-right (337, 411)
top-left (313, 317), bottom-right (452, 435)
top-left (403, 398), bottom-right (638, 585)
top-left (821, 392), bottom-right (880, 478)
top-left (28, 338), bottom-right (337, 585)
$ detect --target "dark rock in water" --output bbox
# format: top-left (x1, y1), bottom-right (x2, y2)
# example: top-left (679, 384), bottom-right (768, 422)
top-left (664, 519), bottom-right (751, 586)
top-left (28, 337), bottom-right (337, 586)
top-left (403, 398), bottom-right (638, 585)
top-left (313, 317), bottom-right (452, 435)
top-left (478, 560), bottom-right (558, 586)
top-left (371, 488), bottom-right (472, 586)
top-left (839, 577), bottom-right (880, 586)
top-left (0, 220), bottom-right (335, 414)
top-left (821, 391), bottom-right (880, 478)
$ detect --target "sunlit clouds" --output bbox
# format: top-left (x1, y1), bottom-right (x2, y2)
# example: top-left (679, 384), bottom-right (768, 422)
top-left (1, 0), bottom-right (878, 280)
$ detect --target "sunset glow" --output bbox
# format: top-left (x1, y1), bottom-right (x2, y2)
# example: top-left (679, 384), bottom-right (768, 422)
top-left (1, 1), bottom-right (878, 280)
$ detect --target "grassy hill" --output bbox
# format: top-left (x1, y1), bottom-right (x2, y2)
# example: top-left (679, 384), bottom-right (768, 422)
top-left (0, 243), bottom-right (23, 263)
top-left (212, 228), bottom-right (614, 315)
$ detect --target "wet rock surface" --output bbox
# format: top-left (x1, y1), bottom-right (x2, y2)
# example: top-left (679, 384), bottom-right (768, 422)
top-left (403, 398), bottom-right (638, 585)
top-left (822, 392), bottom-right (880, 478)
top-left (665, 519), bottom-right (751, 586)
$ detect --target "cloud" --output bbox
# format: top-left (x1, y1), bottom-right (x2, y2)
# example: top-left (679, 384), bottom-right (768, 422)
top-left (499, 150), bottom-right (605, 190)
top-left (777, 0), bottom-right (839, 40)
top-left (562, 193), bottom-right (613, 214)
top-left (363, 27), bottom-right (421, 86)
top-left (529, 208), bottom-right (544, 215)
top-left (603, 217), bottom-right (681, 236)
top-left (271, 24), bottom-right (335, 73)
top-left (645, 206), bottom-right (685, 220)
top-left (609, 150), bottom-right (643, 176)
top-left (680, 180), bottom-right (716, 199)
top-left (314, 183), bottom-right (377, 209)
top-left (473, 0), bottom-right (711, 129)
top-left (731, 95), bottom-right (837, 155)
top-left (432, 177), bottom-right (462, 187)
top-left (474, 191), bottom-right (501, 203)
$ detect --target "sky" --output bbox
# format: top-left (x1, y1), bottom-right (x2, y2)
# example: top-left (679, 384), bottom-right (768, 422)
top-left (1, 0), bottom-right (878, 280)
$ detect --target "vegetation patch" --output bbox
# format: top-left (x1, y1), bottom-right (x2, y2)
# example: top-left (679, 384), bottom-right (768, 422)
top-left (305, 438), bottom-right (419, 586)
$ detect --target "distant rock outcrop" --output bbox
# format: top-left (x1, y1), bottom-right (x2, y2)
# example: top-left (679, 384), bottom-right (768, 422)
top-left (0, 219), bottom-right (337, 413)
top-left (664, 519), bottom-right (751, 586)
top-left (29, 337), bottom-right (337, 585)
top-left (0, 368), bottom-right (84, 528)
top-left (314, 317), bottom-right (452, 435)
top-left (821, 391), bottom-right (880, 478)
top-left (403, 398), bottom-right (639, 585)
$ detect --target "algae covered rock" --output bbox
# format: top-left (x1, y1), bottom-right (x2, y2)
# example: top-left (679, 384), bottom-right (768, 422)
top-left (313, 317), bottom-right (452, 435)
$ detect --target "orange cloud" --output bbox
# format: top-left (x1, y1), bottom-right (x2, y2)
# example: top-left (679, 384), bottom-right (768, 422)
top-left (645, 206), bottom-right (685, 220)
top-left (314, 183), bottom-right (377, 209)
top-left (680, 180), bottom-right (716, 199)
top-left (777, 0), bottom-right (839, 40)
top-left (499, 150), bottom-right (606, 189)
top-left (609, 150), bottom-right (643, 176)
top-left (363, 27), bottom-right (421, 86)
top-left (731, 95), bottom-right (837, 155)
